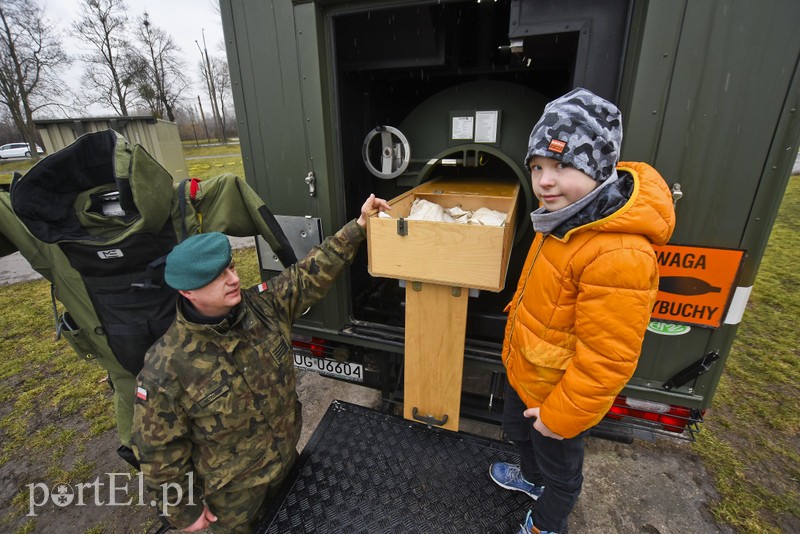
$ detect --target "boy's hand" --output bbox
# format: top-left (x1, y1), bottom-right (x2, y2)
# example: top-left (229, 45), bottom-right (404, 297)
top-left (523, 406), bottom-right (564, 440)
top-left (357, 194), bottom-right (392, 227)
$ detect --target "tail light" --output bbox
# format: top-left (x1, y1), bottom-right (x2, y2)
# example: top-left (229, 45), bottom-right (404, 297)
top-left (292, 336), bottom-right (326, 359)
top-left (604, 396), bottom-right (701, 434)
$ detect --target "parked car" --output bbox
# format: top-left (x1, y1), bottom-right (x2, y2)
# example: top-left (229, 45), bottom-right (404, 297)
top-left (0, 142), bottom-right (45, 159)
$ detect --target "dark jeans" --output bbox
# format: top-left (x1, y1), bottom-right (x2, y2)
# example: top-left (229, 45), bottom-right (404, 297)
top-left (502, 383), bottom-right (587, 533)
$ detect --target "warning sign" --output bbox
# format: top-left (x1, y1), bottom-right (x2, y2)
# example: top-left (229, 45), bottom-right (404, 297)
top-left (651, 244), bottom-right (745, 328)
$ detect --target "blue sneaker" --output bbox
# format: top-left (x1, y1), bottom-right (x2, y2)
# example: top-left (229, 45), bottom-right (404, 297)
top-left (489, 462), bottom-right (544, 500)
top-left (518, 510), bottom-right (534, 534)
top-left (517, 509), bottom-right (557, 534)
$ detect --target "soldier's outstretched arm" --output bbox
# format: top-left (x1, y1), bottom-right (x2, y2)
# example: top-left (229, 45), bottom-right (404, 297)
top-left (255, 194), bottom-right (390, 323)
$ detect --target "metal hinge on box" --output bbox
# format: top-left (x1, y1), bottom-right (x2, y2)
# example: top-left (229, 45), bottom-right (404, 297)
top-left (397, 218), bottom-right (408, 236)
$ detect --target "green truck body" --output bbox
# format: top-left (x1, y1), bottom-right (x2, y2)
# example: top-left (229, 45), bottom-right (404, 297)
top-left (220, 0), bottom-right (800, 438)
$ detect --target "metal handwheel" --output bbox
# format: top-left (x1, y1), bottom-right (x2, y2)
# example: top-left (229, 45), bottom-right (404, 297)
top-left (361, 125), bottom-right (411, 179)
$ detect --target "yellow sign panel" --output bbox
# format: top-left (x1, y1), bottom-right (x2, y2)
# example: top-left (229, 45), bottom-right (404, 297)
top-left (651, 244), bottom-right (745, 328)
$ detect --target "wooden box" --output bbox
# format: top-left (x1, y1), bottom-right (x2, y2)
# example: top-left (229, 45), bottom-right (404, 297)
top-left (367, 177), bottom-right (520, 292)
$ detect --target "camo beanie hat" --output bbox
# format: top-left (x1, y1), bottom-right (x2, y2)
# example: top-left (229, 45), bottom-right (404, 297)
top-left (165, 232), bottom-right (232, 290)
top-left (524, 87), bottom-right (622, 183)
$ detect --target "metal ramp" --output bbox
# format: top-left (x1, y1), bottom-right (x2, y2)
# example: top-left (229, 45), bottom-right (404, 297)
top-left (256, 401), bottom-right (530, 533)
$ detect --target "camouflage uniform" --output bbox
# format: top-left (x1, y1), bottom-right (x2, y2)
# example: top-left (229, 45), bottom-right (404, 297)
top-left (132, 220), bottom-right (365, 531)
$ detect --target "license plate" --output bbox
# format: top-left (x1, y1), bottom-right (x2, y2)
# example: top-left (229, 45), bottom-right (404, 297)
top-left (293, 351), bottom-right (364, 382)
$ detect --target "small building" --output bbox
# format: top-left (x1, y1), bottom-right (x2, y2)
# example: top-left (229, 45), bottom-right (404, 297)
top-left (33, 116), bottom-right (187, 182)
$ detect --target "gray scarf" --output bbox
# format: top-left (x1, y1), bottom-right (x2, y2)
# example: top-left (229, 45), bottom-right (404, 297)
top-left (530, 170), bottom-right (620, 235)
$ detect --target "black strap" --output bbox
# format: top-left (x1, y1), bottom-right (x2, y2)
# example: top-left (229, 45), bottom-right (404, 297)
top-left (129, 255), bottom-right (168, 290)
top-left (51, 284), bottom-right (61, 339)
top-left (258, 205), bottom-right (298, 267)
top-left (178, 178), bottom-right (189, 241)
top-left (231, 179), bottom-right (297, 267)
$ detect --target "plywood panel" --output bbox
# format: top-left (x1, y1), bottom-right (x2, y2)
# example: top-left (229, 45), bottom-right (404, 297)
top-left (403, 282), bottom-right (469, 431)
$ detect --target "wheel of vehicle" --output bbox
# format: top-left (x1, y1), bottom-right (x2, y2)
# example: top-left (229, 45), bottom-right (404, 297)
top-left (24, 151), bottom-right (30, 157)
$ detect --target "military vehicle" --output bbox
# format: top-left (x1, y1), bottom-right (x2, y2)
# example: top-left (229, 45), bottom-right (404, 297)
top-left (220, 0), bottom-right (800, 441)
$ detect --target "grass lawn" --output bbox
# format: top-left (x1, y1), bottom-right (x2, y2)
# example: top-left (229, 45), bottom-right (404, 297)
top-left (0, 159), bottom-right (36, 186)
top-left (186, 155), bottom-right (245, 180)
top-left (693, 175), bottom-right (800, 532)
top-left (181, 138), bottom-right (238, 147)
top-left (182, 143), bottom-right (241, 159)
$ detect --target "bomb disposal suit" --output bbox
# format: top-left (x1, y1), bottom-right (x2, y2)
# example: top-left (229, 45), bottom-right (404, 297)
top-left (0, 130), bottom-right (296, 453)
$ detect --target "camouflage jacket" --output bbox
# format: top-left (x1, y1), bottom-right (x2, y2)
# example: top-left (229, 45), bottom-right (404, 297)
top-left (132, 220), bottom-right (365, 528)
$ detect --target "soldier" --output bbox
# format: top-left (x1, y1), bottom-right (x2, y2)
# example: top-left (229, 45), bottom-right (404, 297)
top-left (132, 194), bottom-right (391, 533)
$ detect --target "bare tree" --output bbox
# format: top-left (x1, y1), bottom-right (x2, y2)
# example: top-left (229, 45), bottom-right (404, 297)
top-left (195, 29), bottom-right (225, 142)
top-left (0, 109), bottom-right (23, 145)
top-left (72, 0), bottom-right (140, 116)
top-left (213, 57), bottom-right (232, 137)
top-left (132, 12), bottom-right (188, 122)
top-left (209, 0), bottom-right (221, 18)
top-left (0, 0), bottom-right (70, 160)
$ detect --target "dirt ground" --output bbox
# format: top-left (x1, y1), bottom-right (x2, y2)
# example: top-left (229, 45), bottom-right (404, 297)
top-left (0, 244), bottom-right (733, 533)
top-left (2, 370), bottom-right (730, 533)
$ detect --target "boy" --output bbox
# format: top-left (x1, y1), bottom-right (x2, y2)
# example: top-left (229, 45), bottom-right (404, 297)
top-left (489, 88), bottom-right (676, 533)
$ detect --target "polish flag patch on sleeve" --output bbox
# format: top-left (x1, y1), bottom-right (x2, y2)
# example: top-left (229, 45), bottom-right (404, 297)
top-left (257, 282), bottom-right (269, 293)
top-left (136, 386), bottom-right (148, 401)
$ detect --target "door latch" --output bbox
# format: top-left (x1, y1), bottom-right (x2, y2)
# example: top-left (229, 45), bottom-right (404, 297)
top-left (304, 171), bottom-right (316, 197)
top-left (671, 183), bottom-right (683, 210)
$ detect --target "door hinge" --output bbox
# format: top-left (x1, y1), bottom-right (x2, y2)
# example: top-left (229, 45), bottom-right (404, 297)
top-left (663, 350), bottom-right (720, 391)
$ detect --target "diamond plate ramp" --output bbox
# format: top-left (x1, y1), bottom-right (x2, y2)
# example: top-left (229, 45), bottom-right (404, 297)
top-left (256, 401), bottom-right (531, 533)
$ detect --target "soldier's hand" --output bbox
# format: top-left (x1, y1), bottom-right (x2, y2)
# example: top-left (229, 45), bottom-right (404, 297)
top-left (183, 505), bottom-right (218, 531)
top-left (357, 194), bottom-right (392, 228)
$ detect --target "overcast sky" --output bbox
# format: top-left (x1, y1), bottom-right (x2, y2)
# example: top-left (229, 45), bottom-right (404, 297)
top-left (44, 0), bottom-right (226, 117)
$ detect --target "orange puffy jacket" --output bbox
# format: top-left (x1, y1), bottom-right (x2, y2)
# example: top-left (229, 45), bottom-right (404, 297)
top-left (502, 162), bottom-right (676, 438)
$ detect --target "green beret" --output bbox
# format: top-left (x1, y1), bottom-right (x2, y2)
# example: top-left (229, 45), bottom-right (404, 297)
top-left (165, 232), bottom-right (232, 290)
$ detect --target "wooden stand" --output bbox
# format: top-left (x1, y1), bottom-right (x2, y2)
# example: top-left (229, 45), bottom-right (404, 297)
top-left (403, 282), bottom-right (469, 431)
top-left (367, 177), bottom-right (520, 431)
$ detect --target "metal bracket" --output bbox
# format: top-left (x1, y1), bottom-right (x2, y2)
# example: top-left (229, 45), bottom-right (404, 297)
top-left (257, 215), bottom-right (323, 270)
top-left (412, 407), bottom-right (448, 427)
top-left (663, 350), bottom-right (720, 390)
top-left (397, 218), bottom-right (408, 236)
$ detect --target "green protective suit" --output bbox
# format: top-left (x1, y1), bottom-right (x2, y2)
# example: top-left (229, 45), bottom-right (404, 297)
top-left (0, 129), bottom-right (296, 449)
